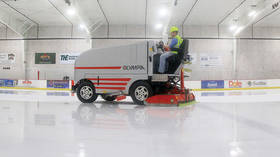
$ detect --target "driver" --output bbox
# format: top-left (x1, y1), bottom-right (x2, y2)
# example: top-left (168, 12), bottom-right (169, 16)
top-left (158, 26), bottom-right (183, 74)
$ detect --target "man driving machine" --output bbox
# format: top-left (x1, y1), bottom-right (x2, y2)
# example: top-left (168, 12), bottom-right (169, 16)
top-left (158, 26), bottom-right (183, 74)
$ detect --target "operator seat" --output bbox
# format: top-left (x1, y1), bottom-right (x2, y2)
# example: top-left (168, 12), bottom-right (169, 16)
top-left (166, 39), bottom-right (189, 74)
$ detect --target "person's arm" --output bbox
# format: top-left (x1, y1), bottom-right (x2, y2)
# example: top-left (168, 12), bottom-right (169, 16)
top-left (164, 38), bottom-right (178, 51)
top-left (169, 38), bottom-right (178, 49)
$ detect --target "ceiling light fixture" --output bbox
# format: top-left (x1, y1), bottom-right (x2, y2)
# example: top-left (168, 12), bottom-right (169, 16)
top-left (79, 24), bottom-right (86, 29)
top-left (155, 23), bottom-right (163, 29)
top-left (67, 8), bottom-right (76, 16)
top-left (234, 26), bottom-right (244, 36)
top-left (229, 25), bottom-right (237, 31)
top-left (159, 8), bottom-right (168, 17)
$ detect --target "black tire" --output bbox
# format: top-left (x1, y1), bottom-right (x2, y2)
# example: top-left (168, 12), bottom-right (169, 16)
top-left (130, 81), bottom-right (153, 105)
top-left (76, 82), bottom-right (98, 103)
top-left (101, 94), bottom-right (117, 102)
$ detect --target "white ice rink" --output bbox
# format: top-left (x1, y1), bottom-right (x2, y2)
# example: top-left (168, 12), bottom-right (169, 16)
top-left (1, 89), bottom-right (280, 157)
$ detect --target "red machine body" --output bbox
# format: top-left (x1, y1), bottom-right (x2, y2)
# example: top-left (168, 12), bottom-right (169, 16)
top-left (145, 69), bottom-right (195, 106)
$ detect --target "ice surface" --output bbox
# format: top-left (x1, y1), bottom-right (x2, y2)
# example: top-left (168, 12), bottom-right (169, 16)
top-left (0, 89), bottom-right (280, 157)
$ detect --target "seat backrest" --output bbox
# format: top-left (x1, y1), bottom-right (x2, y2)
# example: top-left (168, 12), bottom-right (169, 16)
top-left (181, 39), bottom-right (189, 61)
top-left (177, 39), bottom-right (185, 60)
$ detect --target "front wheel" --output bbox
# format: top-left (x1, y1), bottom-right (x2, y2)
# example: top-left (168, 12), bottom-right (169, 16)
top-left (77, 82), bottom-right (98, 103)
top-left (130, 81), bottom-right (153, 105)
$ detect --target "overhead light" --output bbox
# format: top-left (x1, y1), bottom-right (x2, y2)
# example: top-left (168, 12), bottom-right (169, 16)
top-left (229, 25), bottom-right (237, 31)
top-left (248, 10), bottom-right (257, 17)
top-left (79, 24), bottom-right (90, 34)
top-left (234, 26), bottom-right (244, 36)
top-left (159, 8), bottom-right (168, 17)
top-left (155, 23), bottom-right (163, 29)
top-left (79, 24), bottom-right (86, 30)
top-left (67, 8), bottom-right (76, 16)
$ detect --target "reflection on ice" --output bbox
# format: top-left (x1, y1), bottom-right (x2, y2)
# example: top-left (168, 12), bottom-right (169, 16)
top-left (0, 100), bottom-right (195, 157)
top-left (73, 103), bottom-right (194, 131)
top-left (1, 89), bottom-right (280, 156)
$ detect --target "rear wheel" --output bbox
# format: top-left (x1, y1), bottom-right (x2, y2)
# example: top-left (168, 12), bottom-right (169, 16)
top-left (77, 82), bottom-right (98, 103)
top-left (130, 81), bottom-right (153, 105)
top-left (101, 94), bottom-right (117, 102)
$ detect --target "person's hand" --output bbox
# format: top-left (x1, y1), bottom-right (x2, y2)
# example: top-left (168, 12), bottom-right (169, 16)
top-left (164, 45), bottom-right (170, 51)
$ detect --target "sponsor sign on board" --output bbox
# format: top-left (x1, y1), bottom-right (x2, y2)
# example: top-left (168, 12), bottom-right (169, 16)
top-left (17, 80), bottom-right (46, 88)
top-left (0, 79), bottom-right (16, 87)
top-left (247, 80), bottom-right (267, 87)
top-left (229, 80), bottom-right (242, 88)
top-left (18, 80), bottom-right (33, 88)
top-left (201, 80), bottom-right (224, 89)
top-left (47, 80), bottom-right (69, 89)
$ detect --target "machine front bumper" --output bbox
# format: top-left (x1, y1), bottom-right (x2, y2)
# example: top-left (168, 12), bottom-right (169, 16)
top-left (145, 93), bottom-right (195, 107)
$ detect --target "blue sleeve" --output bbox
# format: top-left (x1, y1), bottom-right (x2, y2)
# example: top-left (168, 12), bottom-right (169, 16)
top-left (169, 38), bottom-right (178, 48)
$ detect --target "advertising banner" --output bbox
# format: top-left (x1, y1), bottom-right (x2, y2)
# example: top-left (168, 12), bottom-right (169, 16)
top-left (60, 53), bottom-right (80, 64)
top-left (225, 80), bottom-right (270, 88)
top-left (200, 54), bottom-right (223, 68)
top-left (17, 80), bottom-right (45, 88)
top-left (18, 80), bottom-right (33, 87)
top-left (0, 79), bottom-right (16, 87)
top-left (35, 53), bottom-right (56, 64)
top-left (201, 80), bottom-right (224, 89)
top-left (0, 53), bottom-right (15, 64)
top-left (47, 80), bottom-right (69, 89)
top-left (245, 80), bottom-right (267, 88)
top-left (228, 80), bottom-right (243, 88)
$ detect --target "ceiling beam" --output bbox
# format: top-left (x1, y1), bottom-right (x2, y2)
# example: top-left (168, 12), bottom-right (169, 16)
top-left (0, 21), bottom-right (8, 39)
top-left (217, 0), bottom-right (247, 25)
top-left (97, 0), bottom-right (109, 38)
top-left (0, 0), bottom-right (39, 38)
top-left (1, 0), bottom-right (39, 25)
top-left (0, 21), bottom-right (5, 26)
top-left (217, 0), bottom-right (247, 37)
top-left (251, 6), bottom-right (280, 38)
top-left (0, 9), bottom-right (33, 38)
top-left (253, 7), bottom-right (280, 25)
top-left (47, 0), bottom-right (74, 38)
top-left (181, 0), bottom-right (199, 37)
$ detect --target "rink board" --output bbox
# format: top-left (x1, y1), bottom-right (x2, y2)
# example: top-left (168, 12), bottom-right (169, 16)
top-left (185, 79), bottom-right (280, 91)
top-left (1, 79), bottom-right (280, 91)
top-left (0, 80), bottom-right (71, 91)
